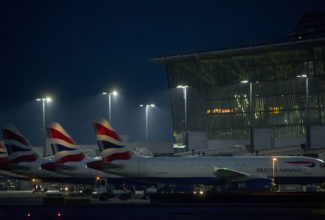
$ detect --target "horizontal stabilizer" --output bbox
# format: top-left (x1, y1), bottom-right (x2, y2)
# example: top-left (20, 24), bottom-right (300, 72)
top-left (54, 164), bottom-right (76, 171)
top-left (8, 163), bottom-right (31, 171)
top-left (102, 162), bottom-right (123, 171)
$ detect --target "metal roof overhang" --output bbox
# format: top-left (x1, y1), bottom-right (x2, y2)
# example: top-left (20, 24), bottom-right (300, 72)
top-left (149, 37), bottom-right (325, 63)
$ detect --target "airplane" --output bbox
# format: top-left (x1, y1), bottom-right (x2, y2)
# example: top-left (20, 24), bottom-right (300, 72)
top-left (1, 125), bottom-right (69, 181)
top-left (93, 118), bottom-right (325, 190)
top-left (0, 140), bottom-right (28, 179)
top-left (46, 122), bottom-right (123, 183)
top-left (0, 141), bottom-right (9, 170)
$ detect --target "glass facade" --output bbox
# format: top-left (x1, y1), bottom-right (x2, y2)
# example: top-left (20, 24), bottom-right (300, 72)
top-left (154, 39), bottom-right (325, 144)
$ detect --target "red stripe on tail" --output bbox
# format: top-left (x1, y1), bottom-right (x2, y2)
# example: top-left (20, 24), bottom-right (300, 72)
top-left (2, 129), bottom-right (28, 146)
top-left (48, 128), bottom-right (75, 145)
top-left (93, 124), bottom-right (122, 142)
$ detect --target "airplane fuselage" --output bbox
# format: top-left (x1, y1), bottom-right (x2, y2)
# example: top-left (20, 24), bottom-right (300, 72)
top-left (105, 156), bottom-right (325, 184)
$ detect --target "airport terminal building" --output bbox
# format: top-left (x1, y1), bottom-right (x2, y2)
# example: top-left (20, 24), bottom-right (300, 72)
top-left (152, 11), bottom-right (325, 153)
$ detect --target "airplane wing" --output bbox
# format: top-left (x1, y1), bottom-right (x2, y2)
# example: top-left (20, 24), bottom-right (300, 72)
top-left (211, 165), bottom-right (251, 180)
top-left (102, 162), bottom-right (123, 171)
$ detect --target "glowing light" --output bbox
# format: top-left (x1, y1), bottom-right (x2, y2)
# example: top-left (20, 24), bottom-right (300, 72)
top-left (36, 97), bottom-right (52, 102)
top-left (150, 104), bottom-right (155, 107)
top-left (273, 157), bottom-right (277, 186)
top-left (112, 90), bottom-right (118, 96)
top-left (240, 80), bottom-right (249, 84)
top-left (96, 176), bottom-right (100, 181)
top-left (102, 90), bottom-right (118, 96)
top-left (176, 85), bottom-right (188, 89)
top-left (57, 212), bottom-right (61, 217)
top-left (206, 107), bottom-right (240, 115)
top-left (269, 107), bottom-right (280, 114)
top-left (27, 212), bottom-right (31, 217)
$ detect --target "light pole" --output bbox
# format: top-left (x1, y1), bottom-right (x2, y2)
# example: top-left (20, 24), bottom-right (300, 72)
top-left (272, 158), bottom-right (277, 186)
top-left (241, 80), bottom-right (254, 152)
top-left (176, 85), bottom-right (188, 148)
top-left (140, 104), bottom-right (155, 141)
top-left (296, 74), bottom-right (310, 149)
top-left (36, 97), bottom-right (52, 157)
top-left (102, 90), bottom-right (118, 124)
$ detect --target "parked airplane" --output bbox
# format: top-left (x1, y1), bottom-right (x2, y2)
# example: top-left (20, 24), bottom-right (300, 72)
top-left (0, 140), bottom-right (27, 179)
top-left (1, 125), bottom-right (69, 180)
top-left (0, 141), bottom-right (9, 170)
top-left (47, 122), bottom-right (122, 182)
top-left (93, 118), bottom-right (325, 190)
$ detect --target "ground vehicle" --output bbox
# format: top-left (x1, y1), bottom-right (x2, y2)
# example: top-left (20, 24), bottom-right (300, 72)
top-left (46, 185), bottom-right (62, 197)
top-left (92, 178), bottom-right (131, 201)
top-left (32, 185), bottom-right (46, 194)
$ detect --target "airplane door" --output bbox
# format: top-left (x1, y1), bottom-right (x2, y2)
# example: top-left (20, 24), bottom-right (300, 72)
top-left (138, 158), bottom-right (146, 177)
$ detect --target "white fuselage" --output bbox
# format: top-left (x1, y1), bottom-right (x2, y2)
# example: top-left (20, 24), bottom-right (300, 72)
top-left (105, 156), bottom-right (325, 184)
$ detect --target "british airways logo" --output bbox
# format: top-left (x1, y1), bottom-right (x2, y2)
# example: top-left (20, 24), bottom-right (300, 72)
top-left (93, 119), bottom-right (132, 162)
top-left (47, 123), bottom-right (85, 163)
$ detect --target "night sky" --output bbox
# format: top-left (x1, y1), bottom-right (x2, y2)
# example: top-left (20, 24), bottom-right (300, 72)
top-left (0, 0), bottom-right (324, 146)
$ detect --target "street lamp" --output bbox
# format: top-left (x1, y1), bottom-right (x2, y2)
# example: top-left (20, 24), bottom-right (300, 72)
top-left (36, 97), bottom-right (52, 157)
top-left (139, 104), bottom-right (155, 141)
top-left (176, 85), bottom-right (188, 149)
top-left (241, 80), bottom-right (254, 151)
top-left (296, 74), bottom-right (310, 149)
top-left (272, 158), bottom-right (277, 186)
top-left (102, 90), bottom-right (118, 124)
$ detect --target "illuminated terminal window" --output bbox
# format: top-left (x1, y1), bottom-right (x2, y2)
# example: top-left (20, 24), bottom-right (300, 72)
top-left (154, 38), bottom-right (325, 142)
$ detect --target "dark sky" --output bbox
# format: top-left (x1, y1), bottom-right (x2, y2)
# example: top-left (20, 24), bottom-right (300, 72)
top-left (0, 0), bottom-right (324, 146)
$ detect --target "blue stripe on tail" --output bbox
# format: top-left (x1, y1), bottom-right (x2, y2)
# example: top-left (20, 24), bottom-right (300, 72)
top-left (51, 144), bottom-right (76, 154)
top-left (97, 140), bottom-right (124, 152)
top-left (6, 145), bottom-right (30, 154)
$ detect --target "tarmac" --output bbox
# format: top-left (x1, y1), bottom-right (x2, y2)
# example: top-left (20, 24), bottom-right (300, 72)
top-left (0, 190), bottom-right (324, 219)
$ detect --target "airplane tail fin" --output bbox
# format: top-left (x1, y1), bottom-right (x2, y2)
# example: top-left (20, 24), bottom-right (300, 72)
top-left (47, 122), bottom-right (85, 163)
top-left (93, 118), bottom-right (132, 162)
top-left (1, 125), bottom-right (39, 163)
